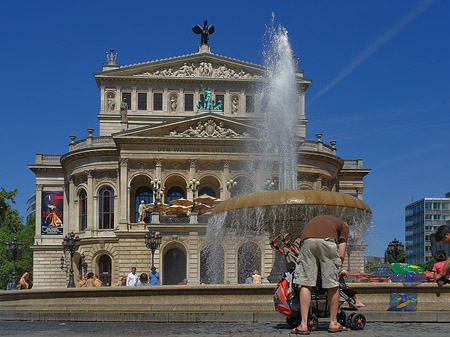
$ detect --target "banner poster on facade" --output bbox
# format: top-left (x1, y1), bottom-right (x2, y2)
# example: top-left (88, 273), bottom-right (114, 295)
top-left (41, 191), bottom-right (64, 235)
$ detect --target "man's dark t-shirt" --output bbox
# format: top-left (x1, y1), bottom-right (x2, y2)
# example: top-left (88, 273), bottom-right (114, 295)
top-left (301, 215), bottom-right (349, 243)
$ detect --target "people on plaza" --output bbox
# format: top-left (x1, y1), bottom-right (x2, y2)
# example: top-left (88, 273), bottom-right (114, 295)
top-left (127, 267), bottom-right (139, 286)
top-left (432, 249), bottom-right (450, 285)
top-left (117, 277), bottom-right (127, 286)
top-left (245, 274), bottom-right (253, 284)
top-left (85, 272), bottom-right (95, 287)
top-left (434, 225), bottom-right (450, 282)
top-left (149, 266), bottom-right (160, 285)
top-left (137, 273), bottom-right (151, 286)
top-left (292, 215), bottom-right (349, 334)
top-left (93, 274), bottom-right (103, 287)
top-left (76, 276), bottom-right (86, 288)
top-left (177, 279), bottom-right (188, 285)
top-left (19, 267), bottom-right (32, 289)
top-left (251, 270), bottom-right (263, 284)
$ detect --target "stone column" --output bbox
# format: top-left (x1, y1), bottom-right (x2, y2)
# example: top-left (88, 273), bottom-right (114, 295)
top-left (116, 87), bottom-right (121, 112)
top-left (356, 187), bottom-right (364, 200)
top-left (152, 159), bottom-right (163, 224)
top-left (86, 170), bottom-right (94, 230)
top-left (225, 89), bottom-right (230, 115)
top-left (188, 159), bottom-right (197, 201)
top-left (188, 231), bottom-right (200, 285)
top-left (221, 160), bottom-right (230, 199)
top-left (119, 158), bottom-right (128, 224)
top-left (131, 87), bottom-right (137, 112)
top-left (163, 88), bottom-right (168, 112)
top-left (314, 174), bottom-right (323, 191)
top-left (35, 184), bottom-right (43, 242)
top-left (100, 86), bottom-right (105, 112)
top-left (67, 176), bottom-right (75, 232)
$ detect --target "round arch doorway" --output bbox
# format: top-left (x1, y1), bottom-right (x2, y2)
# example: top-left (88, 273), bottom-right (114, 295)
top-left (163, 247), bottom-right (186, 285)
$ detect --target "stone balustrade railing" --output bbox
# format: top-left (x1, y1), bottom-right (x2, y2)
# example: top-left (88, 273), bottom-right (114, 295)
top-left (71, 136), bottom-right (115, 151)
top-left (300, 140), bottom-right (336, 155)
top-left (34, 153), bottom-right (62, 165)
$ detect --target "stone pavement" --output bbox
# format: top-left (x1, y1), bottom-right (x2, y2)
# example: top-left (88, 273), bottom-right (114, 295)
top-left (0, 321), bottom-right (445, 337)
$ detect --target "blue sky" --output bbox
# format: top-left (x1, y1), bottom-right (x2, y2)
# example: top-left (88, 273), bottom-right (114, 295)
top-left (1, 0), bottom-right (449, 257)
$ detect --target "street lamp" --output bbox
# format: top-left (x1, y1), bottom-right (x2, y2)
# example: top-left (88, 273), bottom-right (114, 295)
top-left (266, 178), bottom-right (276, 191)
top-left (5, 237), bottom-right (23, 290)
top-left (151, 178), bottom-right (163, 212)
top-left (226, 179), bottom-right (237, 197)
top-left (189, 178), bottom-right (200, 212)
top-left (145, 229), bottom-right (162, 269)
top-left (61, 232), bottom-right (81, 288)
top-left (388, 238), bottom-right (404, 262)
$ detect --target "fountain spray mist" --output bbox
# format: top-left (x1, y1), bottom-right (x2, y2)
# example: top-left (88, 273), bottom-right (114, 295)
top-left (259, 19), bottom-right (299, 190)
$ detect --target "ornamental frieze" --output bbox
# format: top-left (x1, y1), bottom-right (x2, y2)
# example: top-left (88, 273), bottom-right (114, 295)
top-left (134, 61), bottom-right (262, 79)
top-left (167, 120), bottom-right (249, 138)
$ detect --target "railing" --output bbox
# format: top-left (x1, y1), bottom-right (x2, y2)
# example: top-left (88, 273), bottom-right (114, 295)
top-left (159, 215), bottom-right (190, 223)
top-left (35, 153), bottom-right (61, 165)
top-left (300, 140), bottom-right (335, 155)
top-left (71, 136), bottom-right (115, 151)
top-left (343, 159), bottom-right (364, 169)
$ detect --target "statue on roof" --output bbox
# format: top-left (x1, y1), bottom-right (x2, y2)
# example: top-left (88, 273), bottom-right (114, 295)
top-left (192, 20), bottom-right (215, 45)
top-left (106, 49), bottom-right (118, 65)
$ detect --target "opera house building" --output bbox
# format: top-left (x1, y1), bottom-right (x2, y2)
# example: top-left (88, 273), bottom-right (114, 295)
top-left (28, 35), bottom-right (370, 288)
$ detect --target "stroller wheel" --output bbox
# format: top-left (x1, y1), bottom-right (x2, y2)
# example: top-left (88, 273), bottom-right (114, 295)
top-left (337, 311), bottom-right (347, 327)
top-left (286, 315), bottom-right (300, 328)
top-left (350, 313), bottom-right (366, 330)
top-left (307, 314), bottom-right (319, 331)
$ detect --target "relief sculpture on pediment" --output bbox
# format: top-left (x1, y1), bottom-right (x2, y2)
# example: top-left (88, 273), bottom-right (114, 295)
top-left (167, 120), bottom-right (249, 138)
top-left (134, 61), bottom-right (261, 79)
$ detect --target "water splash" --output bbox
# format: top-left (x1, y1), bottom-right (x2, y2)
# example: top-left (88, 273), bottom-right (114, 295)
top-left (259, 19), bottom-right (299, 190)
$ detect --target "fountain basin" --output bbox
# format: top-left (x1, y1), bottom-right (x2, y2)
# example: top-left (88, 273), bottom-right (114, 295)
top-left (211, 190), bottom-right (372, 235)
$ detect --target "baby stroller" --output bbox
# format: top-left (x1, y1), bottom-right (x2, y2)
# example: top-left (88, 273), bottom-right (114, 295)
top-left (271, 233), bottom-right (366, 331)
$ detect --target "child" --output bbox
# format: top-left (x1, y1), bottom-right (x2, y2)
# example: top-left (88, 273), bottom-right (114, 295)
top-left (432, 250), bottom-right (450, 286)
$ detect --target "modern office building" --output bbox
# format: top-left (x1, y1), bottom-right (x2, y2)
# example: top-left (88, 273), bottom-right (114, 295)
top-left (26, 192), bottom-right (36, 221)
top-left (405, 195), bottom-right (450, 264)
top-left (28, 26), bottom-right (370, 289)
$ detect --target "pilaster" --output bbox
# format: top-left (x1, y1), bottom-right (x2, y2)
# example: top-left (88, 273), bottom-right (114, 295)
top-left (188, 159), bottom-right (197, 201)
top-left (222, 160), bottom-right (230, 199)
top-left (119, 158), bottom-right (128, 224)
top-left (86, 170), bottom-right (94, 230)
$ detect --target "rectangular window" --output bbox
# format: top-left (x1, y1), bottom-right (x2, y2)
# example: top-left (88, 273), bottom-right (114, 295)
top-left (246, 95), bottom-right (254, 113)
top-left (433, 202), bottom-right (441, 209)
top-left (185, 94), bottom-right (194, 111)
top-left (122, 92), bottom-right (131, 110)
top-left (138, 93), bottom-right (147, 110)
top-left (153, 93), bottom-right (162, 111)
top-left (215, 94), bottom-right (224, 111)
top-left (425, 202), bottom-right (432, 210)
top-left (200, 94), bottom-right (204, 108)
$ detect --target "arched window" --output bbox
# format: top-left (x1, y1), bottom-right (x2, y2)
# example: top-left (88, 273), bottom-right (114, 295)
top-left (98, 254), bottom-right (111, 286)
top-left (99, 186), bottom-right (114, 229)
top-left (135, 186), bottom-right (153, 223)
top-left (237, 242), bottom-right (261, 284)
top-left (79, 189), bottom-right (87, 231)
top-left (167, 186), bottom-right (185, 205)
top-left (198, 187), bottom-right (216, 198)
top-left (163, 248), bottom-right (186, 285)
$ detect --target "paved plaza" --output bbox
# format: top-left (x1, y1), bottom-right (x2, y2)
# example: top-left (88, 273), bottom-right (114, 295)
top-left (0, 321), bottom-right (445, 337)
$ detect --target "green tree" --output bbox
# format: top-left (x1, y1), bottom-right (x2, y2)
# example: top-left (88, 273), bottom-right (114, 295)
top-left (384, 248), bottom-right (405, 264)
top-left (0, 188), bottom-right (35, 289)
top-left (418, 258), bottom-right (435, 272)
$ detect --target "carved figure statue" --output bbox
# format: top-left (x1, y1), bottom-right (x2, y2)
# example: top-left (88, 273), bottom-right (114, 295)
top-left (192, 20), bottom-right (215, 45)
top-left (231, 96), bottom-right (239, 114)
top-left (170, 95), bottom-right (177, 112)
top-left (138, 200), bottom-right (148, 223)
top-left (106, 49), bottom-right (118, 65)
top-left (107, 97), bottom-right (115, 112)
top-left (120, 98), bottom-right (128, 121)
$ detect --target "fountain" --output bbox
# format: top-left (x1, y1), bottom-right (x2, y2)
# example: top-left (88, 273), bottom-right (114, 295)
top-left (203, 19), bottom-right (372, 284)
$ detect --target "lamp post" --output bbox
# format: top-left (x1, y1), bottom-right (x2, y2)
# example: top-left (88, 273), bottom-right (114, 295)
top-left (144, 229), bottom-right (162, 269)
top-left (61, 232), bottom-right (81, 288)
top-left (388, 238), bottom-right (404, 262)
top-left (151, 178), bottom-right (163, 212)
top-left (266, 178), bottom-right (276, 191)
top-left (226, 178), bottom-right (237, 197)
top-left (189, 178), bottom-right (200, 212)
top-left (6, 237), bottom-right (22, 290)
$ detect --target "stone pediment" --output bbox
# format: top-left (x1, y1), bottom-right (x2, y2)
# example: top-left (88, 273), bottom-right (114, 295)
top-left (113, 114), bottom-right (258, 141)
top-left (96, 53), bottom-right (264, 81)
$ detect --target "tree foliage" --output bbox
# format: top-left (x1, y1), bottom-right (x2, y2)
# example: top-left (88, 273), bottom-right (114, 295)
top-left (0, 188), bottom-right (35, 289)
top-left (418, 258), bottom-right (435, 272)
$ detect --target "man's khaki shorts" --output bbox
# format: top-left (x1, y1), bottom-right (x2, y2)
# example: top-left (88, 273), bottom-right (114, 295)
top-left (293, 238), bottom-right (342, 289)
